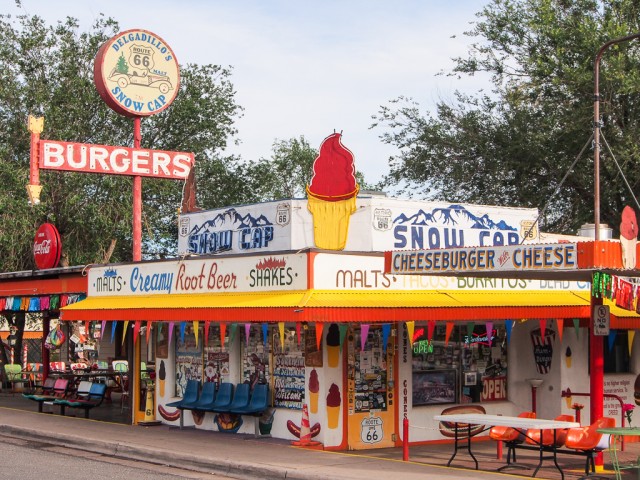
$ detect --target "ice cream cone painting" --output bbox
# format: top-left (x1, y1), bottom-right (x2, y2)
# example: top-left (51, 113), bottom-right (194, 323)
top-left (308, 369), bottom-right (319, 414)
top-left (565, 347), bottom-right (572, 369)
top-left (326, 324), bottom-right (341, 368)
top-left (306, 133), bottom-right (359, 250)
top-left (159, 359), bottom-right (166, 397)
top-left (620, 206), bottom-right (638, 269)
top-left (326, 383), bottom-right (341, 429)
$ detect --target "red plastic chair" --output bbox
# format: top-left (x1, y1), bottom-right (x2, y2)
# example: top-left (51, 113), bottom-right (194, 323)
top-left (564, 416), bottom-right (615, 475)
top-left (489, 411), bottom-right (536, 466)
top-left (525, 414), bottom-right (575, 447)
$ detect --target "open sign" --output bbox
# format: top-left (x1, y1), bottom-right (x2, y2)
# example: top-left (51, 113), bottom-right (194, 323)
top-left (481, 375), bottom-right (507, 401)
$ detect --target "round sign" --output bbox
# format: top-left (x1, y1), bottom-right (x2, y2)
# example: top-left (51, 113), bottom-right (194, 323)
top-left (33, 223), bottom-right (62, 270)
top-left (94, 29), bottom-right (180, 117)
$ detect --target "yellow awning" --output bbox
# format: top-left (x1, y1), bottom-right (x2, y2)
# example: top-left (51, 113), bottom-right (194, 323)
top-left (59, 289), bottom-right (640, 325)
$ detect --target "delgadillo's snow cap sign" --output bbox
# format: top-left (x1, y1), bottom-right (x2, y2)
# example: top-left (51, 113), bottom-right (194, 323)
top-left (94, 29), bottom-right (180, 117)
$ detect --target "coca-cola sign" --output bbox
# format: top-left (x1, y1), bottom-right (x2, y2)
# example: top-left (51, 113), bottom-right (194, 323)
top-left (33, 223), bottom-right (61, 270)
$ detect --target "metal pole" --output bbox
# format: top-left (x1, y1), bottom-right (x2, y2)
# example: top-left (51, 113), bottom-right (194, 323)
top-left (592, 32), bottom-right (640, 469)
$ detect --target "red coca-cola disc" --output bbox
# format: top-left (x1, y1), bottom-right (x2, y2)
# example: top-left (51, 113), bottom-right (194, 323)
top-left (33, 223), bottom-right (62, 270)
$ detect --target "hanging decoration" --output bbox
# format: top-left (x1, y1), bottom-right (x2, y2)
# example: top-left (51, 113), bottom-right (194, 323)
top-left (505, 320), bottom-right (514, 343)
top-left (204, 321), bottom-right (211, 344)
top-left (556, 319), bottom-right (564, 342)
top-left (539, 319), bottom-right (547, 339)
top-left (122, 320), bottom-right (129, 345)
top-left (485, 321), bottom-right (493, 342)
top-left (608, 330), bottom-right (617, 351)
top-left (445, 322), bottom-right (454, 346)
top-left (101, 320), bottom-right (106, 340)
top-left (146, 320), bottom-right (152, 345)
top-left (244, 323), bottom-right (251, 346)
top-left (168, 321), bottom-right (175, 345)
top-left (219, 322), bottom-right (227, 351)
top-left (427, 321), bottom-right (435, 342)
top-left (466, 322), bottom-right (475, 344)
top-left (405, 321), bottom-right (415, 347)
top-left (629, 330), bottom-right (636, 356)
top-left (572, 318), bottom-right (580, 339)
top-left (229, 323), bottom-right (238, 345)
top-left (296, 322), bottom-right (301, 346)
top-left (193, 320), bottom-right (199, 347)
top-left (111, 321), bottom-right (117, 343)
top-left (338, 323), bottom-right (348, 350)
top-left (381, 324), bottom-right (391, 353)
top-left (262, 323), bottom-right (268, 346)
top-left (315, 323), bottom-right (324, 351)
top-left (133, 321), bottom-right (141, 344)
top-left (278, 322), bottom-right (285, 349)
top-left (179, 322), bottom-right (186, 343)
top-left (360, 324), bottom-right (370, 350)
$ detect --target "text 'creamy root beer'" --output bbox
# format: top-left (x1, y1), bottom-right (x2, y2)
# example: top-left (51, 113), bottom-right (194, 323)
top-left (306, 133), bottom-right (360, 250)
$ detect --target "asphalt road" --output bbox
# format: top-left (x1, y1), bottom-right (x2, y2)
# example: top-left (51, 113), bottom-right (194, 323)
top-left (0, 433), bottom-right (235, 480)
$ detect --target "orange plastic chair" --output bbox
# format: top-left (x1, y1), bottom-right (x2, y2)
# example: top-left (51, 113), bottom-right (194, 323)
top-left (564, 416), bottom-right (615, 475)
top-left (525, 414), bottom-right (574, 447)
top-left (489, 411), bottom-right (536, 466)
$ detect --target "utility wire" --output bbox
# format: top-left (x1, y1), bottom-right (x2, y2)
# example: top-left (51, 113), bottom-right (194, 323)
top-left (600, 131), bottom-right (640, 212)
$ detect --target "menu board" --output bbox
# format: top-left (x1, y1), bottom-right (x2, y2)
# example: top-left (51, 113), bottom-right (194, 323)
top-left (272, 330), bottom-right (304, 409)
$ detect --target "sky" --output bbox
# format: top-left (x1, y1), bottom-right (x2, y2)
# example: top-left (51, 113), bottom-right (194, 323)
top-left (12, 1), bottom-right (490, 186)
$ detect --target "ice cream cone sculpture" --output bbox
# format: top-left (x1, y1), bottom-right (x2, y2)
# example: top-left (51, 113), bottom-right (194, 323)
top-left (620, 206), bottom-right (638, 269)
top-left (306, 133), bottom-right (359, 251)
top-left (159, 360), bottom-right (166, 397)
top-left (326, 383), bottom-right (341, 429)
top-left (308, 369), bottom-right (319, 414)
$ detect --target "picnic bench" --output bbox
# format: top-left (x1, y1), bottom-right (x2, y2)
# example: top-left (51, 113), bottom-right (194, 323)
top-left (54, 382), bottom-right (107, 418)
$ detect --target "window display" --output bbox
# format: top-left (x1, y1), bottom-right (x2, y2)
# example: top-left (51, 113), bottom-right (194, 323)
top-left (411, 322), bottom-right (508, 405)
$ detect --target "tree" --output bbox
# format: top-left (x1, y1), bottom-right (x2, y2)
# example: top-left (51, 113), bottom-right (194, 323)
top-left (373, 0), bottom-right (640, 235)
top-left (0, 6), bottom-right (245, 270)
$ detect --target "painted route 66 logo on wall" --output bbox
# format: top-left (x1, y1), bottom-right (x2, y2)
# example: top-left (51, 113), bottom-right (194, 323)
top-left (373, 208), bottom-right (392, 231)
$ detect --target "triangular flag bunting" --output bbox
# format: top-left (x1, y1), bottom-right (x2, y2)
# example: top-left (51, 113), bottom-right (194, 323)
top-left (427, 321), bottom-right (435, 341)
top-left (85, 320), bottom-right (90, 338)
top-left (485, 321), bottom-right (493, 341)
top-left (111, 321), bottom-right (117, 343)
top-left (382, 324), bottom-right (391, 353)
top-left (572, 318), bottom-right (580, 339)
top-left (629, 330), bottom-right (636, 356)
top-left (101, 320), bottom-right (106, 340)
top-left (122, 320), bottom-right (129, 345)
top-left (279, 322), bottom-right (285, 350)
top-left (539, 319), bottom-right (547, 339)
top-left (296, 323), bottom-right (301, 346)
top-left (220, 322), bottom-right (227, 351)
top-left (505, 320), bottom-right (514, 343)
top-left (466, 322), bottom-right (475, 342)
top-left (133, 321), bottom-right (141, 344)
top-left (244, 323), bottom-right (251, 347)
top-left (315, 323), bottom-right (324, 351)
top-left (361, 324), bottom-right (370, 350)
top-left (230, 323), bottom-right (238, 345)
top-left (445, 322), bottom-right (454, 346)
top-left (406, 321), bottom-right (415, 347)
top-left (193, 321), bottom-right (199, 347)
top-left (556, 319), bottom-right (564, 342)
top-left (205, 321), bottom-right (211, 343)
top-left (168, 321), bottom-right (174, 345)
top-left (179, 322), bottom-right (186, 343)
top-left (146, 320), bottom-right (152, 345)
top-left (338, 323), bottom-right (348, 351)
top-left (262, 323), bottom-right (268, 346)
top-left (608, 330), bottom-right (617, 351)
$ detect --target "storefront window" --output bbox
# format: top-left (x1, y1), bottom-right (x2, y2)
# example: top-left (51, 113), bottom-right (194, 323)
top-left (411, 322), bottom-right (508, 405)
top-left (242, 324), bottom-right (271, 390)
top-left (603, 330), bottom-right (630, 373)
top-left (350, 325), bottom-right (390, 413)
top-left (175, 323), bottom-right (202, 397)
top-left (203, 324), bottom-right (230, 386)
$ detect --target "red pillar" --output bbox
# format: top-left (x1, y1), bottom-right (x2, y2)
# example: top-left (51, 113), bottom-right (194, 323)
top-left (590, 289), bottom-right (604, 468)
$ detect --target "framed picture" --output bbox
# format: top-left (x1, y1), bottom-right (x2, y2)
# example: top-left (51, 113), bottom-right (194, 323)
top-left (412, 369), bottom-right (457, 406)
top-left (464, 372), bottom-right (477, 386)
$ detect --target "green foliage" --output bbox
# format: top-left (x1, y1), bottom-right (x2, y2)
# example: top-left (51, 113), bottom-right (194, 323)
top-left (373, 0), bottom-right (640, 235)
top-left (0, 9), bottom-right (245, 270)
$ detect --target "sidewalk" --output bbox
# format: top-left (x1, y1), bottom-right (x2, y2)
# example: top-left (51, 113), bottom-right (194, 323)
top-left (0, 399), bottom-right (632, 480)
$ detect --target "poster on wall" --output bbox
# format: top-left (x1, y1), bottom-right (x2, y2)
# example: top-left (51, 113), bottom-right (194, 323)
top-left (204, 324), bottom-right (229, 385)
top-left (304, 326), bottom-right (323, 367)
top-left (175, 325), bottom-right (202, 397)
top-left (156, 323), bottom-right (169, 359)
top-left (242, 326), bottom-right (271, 388)
top-left (412, 370), bottom-right (457, 406)
top-left (272, 330), bottom-right (305, 409)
